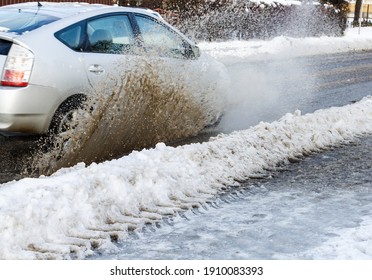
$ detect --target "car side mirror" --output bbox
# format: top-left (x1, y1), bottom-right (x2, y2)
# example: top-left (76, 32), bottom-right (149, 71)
top-left (183, 44), bottom-right (200, 59)
top-left (191, 45), bottom-right (200, 58)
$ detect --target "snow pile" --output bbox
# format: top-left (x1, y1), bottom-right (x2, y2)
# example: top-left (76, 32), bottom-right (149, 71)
top-left (0, 97), bottom-right (371, 259)
top-left (198, 27), bottom-right (372, 64)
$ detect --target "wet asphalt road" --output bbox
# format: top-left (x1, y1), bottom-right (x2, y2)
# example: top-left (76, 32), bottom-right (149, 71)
top-left (0, 134), bottom-right (39, 183)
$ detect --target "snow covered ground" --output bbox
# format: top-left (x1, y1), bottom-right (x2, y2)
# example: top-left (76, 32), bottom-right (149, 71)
top-left (1, 27), bottom-right (372, 259)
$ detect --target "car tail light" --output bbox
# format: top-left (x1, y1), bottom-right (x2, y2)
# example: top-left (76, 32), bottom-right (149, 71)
top-left (1, 44), bottom-right (34, 87)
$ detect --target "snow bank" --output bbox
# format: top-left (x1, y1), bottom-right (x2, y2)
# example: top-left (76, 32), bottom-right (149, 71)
top-left (199, 27), bottom-right (372, 64)
top-left (0, 97), bottom-right (371, 259)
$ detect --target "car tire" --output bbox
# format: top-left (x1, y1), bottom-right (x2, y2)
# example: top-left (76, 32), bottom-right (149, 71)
top-left (39, 96), bottom-right (86, 154)
top-left (49, 96), bottom-right (86, 136)
top-left (50, 106), bottom-right (78, 136)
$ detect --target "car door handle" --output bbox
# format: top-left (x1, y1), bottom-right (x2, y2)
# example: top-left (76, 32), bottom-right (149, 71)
top-left (88, 64), bottom-right (104, 74)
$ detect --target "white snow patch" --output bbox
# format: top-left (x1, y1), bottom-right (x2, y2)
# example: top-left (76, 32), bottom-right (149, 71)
top-left (304, 217), bottom-right (372, 259)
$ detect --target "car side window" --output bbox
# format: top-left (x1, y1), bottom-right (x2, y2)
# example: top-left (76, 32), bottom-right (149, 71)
top-left (134, 15), bottom-right (187, 59)
top-left (86, 15), bottom-right (134, 54)
top-left (55, 23), bottom-right (83, 51)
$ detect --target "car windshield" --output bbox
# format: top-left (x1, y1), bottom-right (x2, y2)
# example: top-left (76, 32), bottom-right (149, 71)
top-left (0, 10), bottom-right (59, 34)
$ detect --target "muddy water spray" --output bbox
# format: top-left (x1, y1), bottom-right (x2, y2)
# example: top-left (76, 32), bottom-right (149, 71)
top-left (30, 55), bottom-right (227, 176)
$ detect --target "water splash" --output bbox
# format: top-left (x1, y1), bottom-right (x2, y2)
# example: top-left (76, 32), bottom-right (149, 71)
top-left (29, 55), bottom-right (227, 176)
top-left (169, 0), bottom-right (346, 41)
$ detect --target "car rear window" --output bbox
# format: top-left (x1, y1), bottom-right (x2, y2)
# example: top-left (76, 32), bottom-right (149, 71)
top-left (0, 10), bottom-right (59, 34)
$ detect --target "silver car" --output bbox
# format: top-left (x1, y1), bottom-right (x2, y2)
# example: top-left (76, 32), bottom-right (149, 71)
top-left (0, 2), bottom-right (209, 135)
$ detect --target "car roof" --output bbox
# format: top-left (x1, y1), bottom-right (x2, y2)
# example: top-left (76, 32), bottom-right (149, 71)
top-left (0, 2), bottom-right (161, 19)
top-left (0, 2), bottom-right (188, 45)
top-left (1, 2), bottom-right (104, 18)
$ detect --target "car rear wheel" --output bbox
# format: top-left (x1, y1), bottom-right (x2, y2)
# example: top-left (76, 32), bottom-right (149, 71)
top-left (41, 95), bottom-right (87, 153)
top-left (50, 106), bottom-right (79, 136)
top-left (49, 95), bottom-right (86, 136)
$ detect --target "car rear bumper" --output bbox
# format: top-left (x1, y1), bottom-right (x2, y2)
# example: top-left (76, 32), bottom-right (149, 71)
top-left (0, 113), bottom-right (49, 134)
top-left (0, 84), bottom-right (61, 134)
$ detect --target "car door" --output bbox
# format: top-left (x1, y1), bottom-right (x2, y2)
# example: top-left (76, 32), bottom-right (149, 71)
top-left (133, 14), bottom-right (195, 60)
top-left (132, 14), bottom-right (225, 127)
top-left (132, 13), bottom-right (205, 96)
top-left (81, 13), bottom-right (138, 90)
top-left (81, 12), bottom-right (201, 90)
